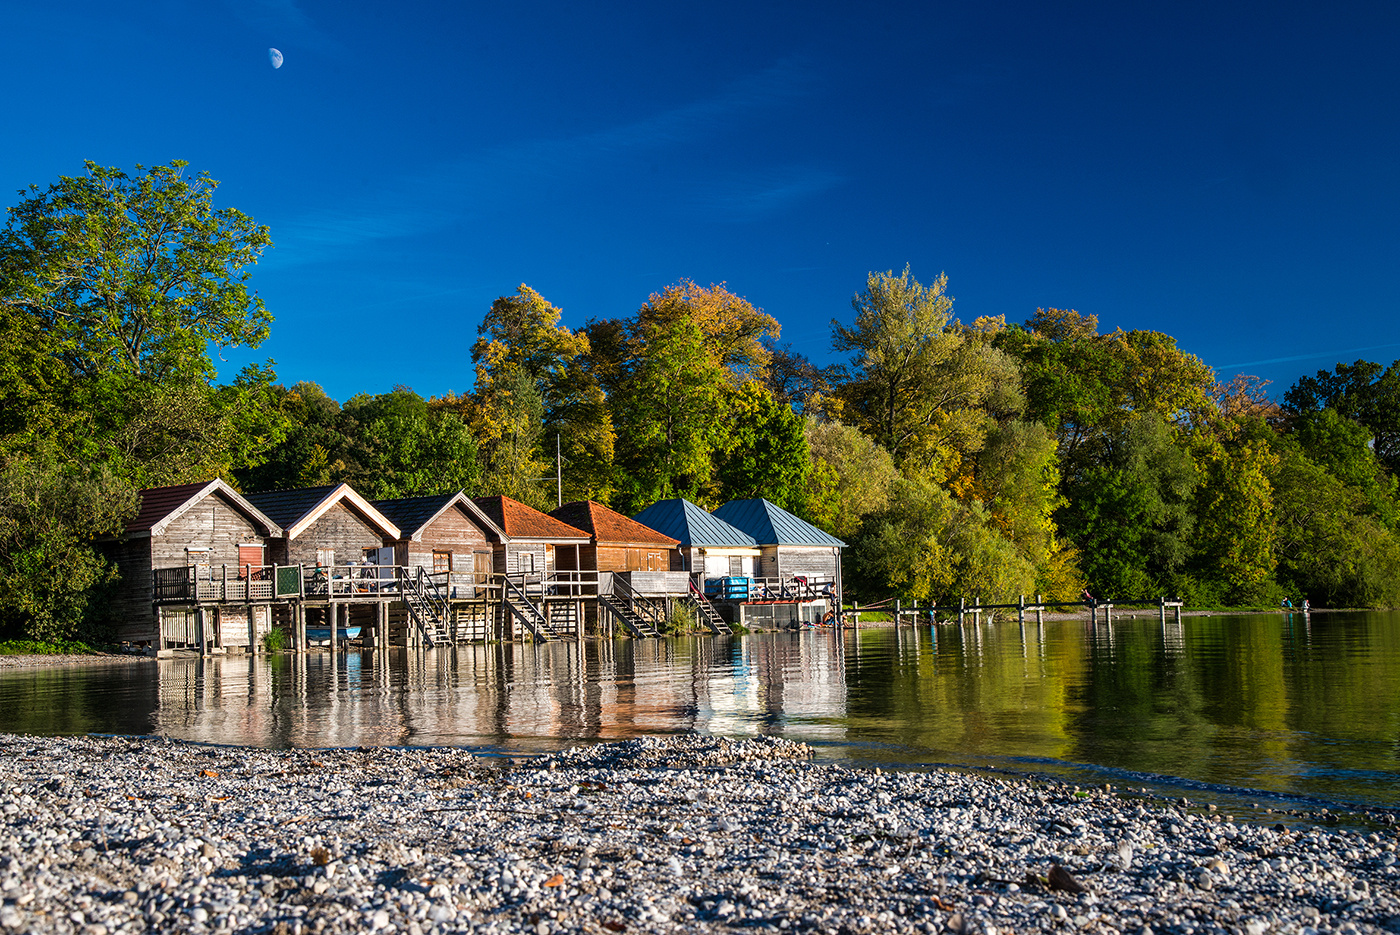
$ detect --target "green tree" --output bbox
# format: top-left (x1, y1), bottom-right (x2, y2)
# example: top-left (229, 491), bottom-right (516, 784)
top-left (801, 419), bottom-right (900, 540)
top-left (1058, 415), bottom-right (1198, 599)
top-left (0, 160), bottom-right (271, 384)
top-left (341, 387), bottom-right (482, 499)
top-left (611, 316), bottom-right (727, 512)
top-left (848, 472), bottom-right (1036, 604)
top-left (0, 458), bottom-right (137, 641)
top-left (636, 280), bottom-right (780, 384)
top-left (234, 382), bottom-right (350, 491)
top-left (833, 267), bottom-right (1021, 476)
top-left (470, 285), bottom-right (612, 506)
top-left (1191, 437), bottom-right (1279, 605)
top-left (1270, 438), bottom-right (1400, 607)
top-left (714, 382), bottom-right (810, 511)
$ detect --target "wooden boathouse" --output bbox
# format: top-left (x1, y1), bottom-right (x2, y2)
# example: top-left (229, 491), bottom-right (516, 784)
top-left (121, 478), bottom-right (841, 653)
top-left (549, 500), bottom-right (729, 636)
top-left (711, 498), bottom-right (844, 628)
top-left (103, 479), bottom-right (285, 654)
top-left (469, 495), bottom-right (594, 638)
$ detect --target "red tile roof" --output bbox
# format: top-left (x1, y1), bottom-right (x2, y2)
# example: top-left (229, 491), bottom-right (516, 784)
top-left (472, 495), bottom-right (590, 540)
top-left (551, 501), bottom-right (680, 547)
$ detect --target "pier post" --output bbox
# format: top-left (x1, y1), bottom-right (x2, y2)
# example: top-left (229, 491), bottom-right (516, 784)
top-left (295, 603), bottom-right (306, 654)
top-left (196, 607), bottom-right (207, 656)
top-left (1174, 600), bottom-right (1182, 624)
top-left (895, 599), bottom-right (901, 626)
top-left (1104, 603), bottom-right (1112, 624)
top-left (1090, 602), bottom-right (1097, 626)
top-left (1036, 593), bottom-right (1043, 625)
top-left (958, 598), bottom-right (965, 625)
top-left (1159, 596), bottom-right (1167, 625)
top-left (1018, 594), bottom-right (1025, 624)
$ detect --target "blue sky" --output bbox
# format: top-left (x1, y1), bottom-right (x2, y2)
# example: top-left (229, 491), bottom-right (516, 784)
top-left (4, 1), bottom-right (1400, 401)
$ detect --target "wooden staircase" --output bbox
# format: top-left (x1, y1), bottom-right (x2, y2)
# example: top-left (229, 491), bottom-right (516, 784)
top-left (687, 581), bottom-right (732, 634)
top-left (599, 593), bottom-right (659, 637)
top-left (399, 567), bottom-right (449, 645)
top-left (501, 576), bottom-right (554, 642)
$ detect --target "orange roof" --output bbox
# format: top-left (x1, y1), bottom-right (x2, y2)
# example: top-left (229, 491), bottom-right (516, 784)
top-left (551, 501), bottom-right (679, 547)
top-left (472, 495), bottom-right (590, 541)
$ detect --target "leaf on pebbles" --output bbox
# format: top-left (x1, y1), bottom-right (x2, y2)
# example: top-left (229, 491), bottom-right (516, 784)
top-left (544, 874), bottom-right (565, 888)
top-left (1047, 864), bottom-right (1087, 894)
top-left (931, 896), bottom-right (956, 911)
top-left (601, 921), bottom-right (626, 932)
top-left (198, 770), bottom-right (219, 779)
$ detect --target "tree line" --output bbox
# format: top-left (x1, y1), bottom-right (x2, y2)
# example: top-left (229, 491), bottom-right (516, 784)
top-left (3, 161), bottom-right (1399, 642)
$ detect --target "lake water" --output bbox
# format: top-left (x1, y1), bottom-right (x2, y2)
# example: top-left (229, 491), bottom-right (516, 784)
top-left (2, 611), bottom-right (1397, 814)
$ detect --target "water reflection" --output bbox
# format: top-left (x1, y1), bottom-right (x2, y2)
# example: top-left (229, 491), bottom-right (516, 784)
top-left (1, 612), bottom-right (1397, 808)
top-left (139, 633), bottom-right (851, 752)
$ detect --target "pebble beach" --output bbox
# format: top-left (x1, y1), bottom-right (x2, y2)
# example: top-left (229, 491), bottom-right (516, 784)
top-left (1, 733), bottom-right (1397, 935)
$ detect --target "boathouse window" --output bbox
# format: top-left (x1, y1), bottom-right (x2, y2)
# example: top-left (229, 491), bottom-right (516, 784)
top-left (433, 550), bottom-right (452, 573)
top-left (519, 551), bottom-right (535, 574)
top-left (238, 544), bottom-right (263, 570)
top-left (316, 549), bottom-right (335, 568)
top-left (729, 556), bottom-right (743, 576)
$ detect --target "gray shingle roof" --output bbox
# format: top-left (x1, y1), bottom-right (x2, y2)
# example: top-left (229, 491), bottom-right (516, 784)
top-left (372, 494), bottom-right (459, 538)
top-left (631, 498), bottom-right (757, 548)
top-left (712, 498), bottom-right (846, 547)
top-left (244, 485), bottom-right (340, 529)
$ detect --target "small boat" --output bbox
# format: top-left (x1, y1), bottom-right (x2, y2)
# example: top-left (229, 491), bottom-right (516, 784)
top-left (305, 626), bottom-right (363, 642)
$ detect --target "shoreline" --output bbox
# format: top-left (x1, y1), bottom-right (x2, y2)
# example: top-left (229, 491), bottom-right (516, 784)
top-left (0, 607), bottom-right (1363, 668)
top-left (1, 734), bottom-right (1396, 935)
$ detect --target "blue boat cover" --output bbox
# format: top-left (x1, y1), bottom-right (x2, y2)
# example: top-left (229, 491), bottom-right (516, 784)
top-left (631, 498), bottom-right (757, 547)
top-left (711, 498), bottom-right (846, 547)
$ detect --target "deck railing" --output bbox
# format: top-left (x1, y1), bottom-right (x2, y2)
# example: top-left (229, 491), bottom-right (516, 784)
top-left (152, 564), bottom-right (673, 605)
top-left (154, 564), bottom-right (281, 604)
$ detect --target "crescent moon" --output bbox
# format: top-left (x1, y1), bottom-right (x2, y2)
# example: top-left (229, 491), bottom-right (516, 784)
top-left (269, 48), bottom-right (284, 69)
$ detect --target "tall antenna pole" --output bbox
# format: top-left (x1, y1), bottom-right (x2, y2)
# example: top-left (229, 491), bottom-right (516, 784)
top-left (556, 433), bottom-right (563, 507)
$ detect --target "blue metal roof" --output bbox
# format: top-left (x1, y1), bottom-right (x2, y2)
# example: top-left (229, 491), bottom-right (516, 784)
top-left (631, 498), bottom-right (757, 548)
top-left (712, 498), bottom-right (846, 548)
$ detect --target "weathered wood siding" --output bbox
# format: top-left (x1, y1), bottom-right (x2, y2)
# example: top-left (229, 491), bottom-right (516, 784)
top-left (594, 545), bottom-right (673, 572)
top-left (775, 546), bottom-right (839, 580)
top-left (107, 493), bottom-right (269, 647)
top-left (153, 495), bottom-right (264, 569)
top-left (280, 501), bottom-right (393, 567)
top-left (495, 541), bottom-right (551, 575)
top-left (104, 537), bottom-right (154, 644)
top-left (399, 505), bottom-right (493, 573)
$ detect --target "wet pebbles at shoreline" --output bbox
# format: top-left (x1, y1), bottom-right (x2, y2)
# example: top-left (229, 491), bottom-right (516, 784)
top-left (1, 733), bottom-right (1397, 935)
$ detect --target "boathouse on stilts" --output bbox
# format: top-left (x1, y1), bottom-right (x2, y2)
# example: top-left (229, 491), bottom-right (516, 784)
top-left (102, 479), bottom-right (286, 656)
top-left (549, 500), bottom-right (725, 636)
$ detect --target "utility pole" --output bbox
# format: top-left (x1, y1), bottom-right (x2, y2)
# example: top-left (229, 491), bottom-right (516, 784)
top-left (556, 433), bottom-right (563, 508)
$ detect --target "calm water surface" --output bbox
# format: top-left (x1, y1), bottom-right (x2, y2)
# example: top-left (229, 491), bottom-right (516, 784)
top-left (2, 611), bottom-right (1398, 811)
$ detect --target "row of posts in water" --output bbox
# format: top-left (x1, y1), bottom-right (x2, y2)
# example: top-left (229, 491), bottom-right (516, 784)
top-left (849, 595), bottom-right (1186, 627)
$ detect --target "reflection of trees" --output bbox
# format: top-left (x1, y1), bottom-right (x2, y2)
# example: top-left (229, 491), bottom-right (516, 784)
top-left (12, 614), bottom-right (1397, 806)
top-left (0, 663), bottom-right (159, 737)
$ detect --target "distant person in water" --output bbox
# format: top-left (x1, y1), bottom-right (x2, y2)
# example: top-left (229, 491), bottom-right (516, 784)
top-left (1303, 599), bottom-right (1311, 612)
top-left (1282, 598), bottom-right (1293, 609)
top-left (1082, 589), bottom-right (1095, 606)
